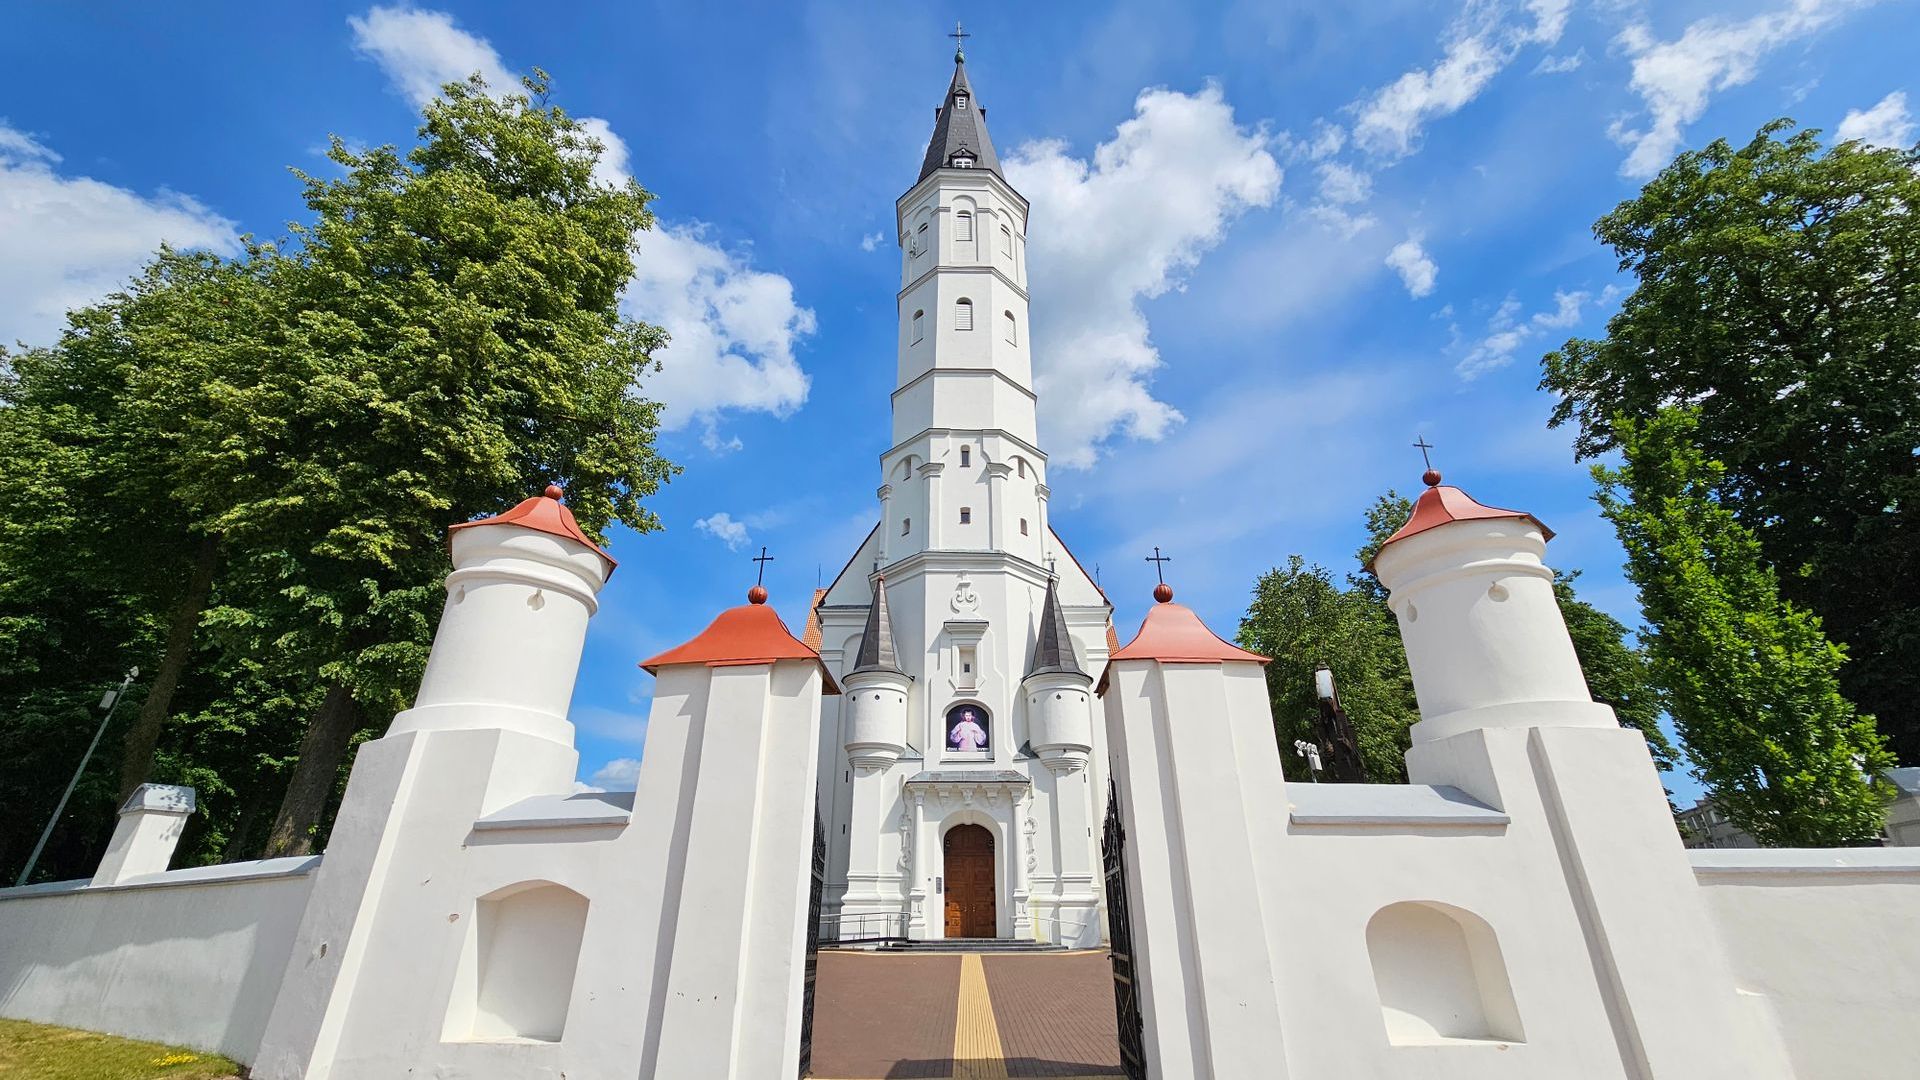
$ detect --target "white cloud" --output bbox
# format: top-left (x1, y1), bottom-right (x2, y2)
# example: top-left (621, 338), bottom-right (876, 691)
top-left (1836, 90), bottom-right (1914, 149)
top-left (625, 224), bottom-right (815, 429)
top-left (348, 5), bottom-right (515, 105)
top-left (1316, 161), bottom-right (1373, 205)
top-left (1385, 236), bottom-right (1438, 298)
top-left (1005, 84), bottom-right (1281, 468)
top-left (1456, 287), bottom-right (1606, 378)
top-left (860, 231), bottom-right (885, 252)
top-left (694, 511), bottom-right (752, 550)
top-left (0, 123), bottom-right (240, 349)
top-left (1610, 1), bottom-right (1880, 178)
top-left (589, 757), bottom-right (642, 790)
top-left (1352, 1), bottom-right (1569, 158)
top-left (1533, 49), bottom-right (1586, 75)
top-left (348, 6), bottom-right (815, 433)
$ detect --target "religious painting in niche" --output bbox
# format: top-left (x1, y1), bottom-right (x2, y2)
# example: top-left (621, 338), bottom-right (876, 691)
top-left (946, 703), bottom-right (990, 753)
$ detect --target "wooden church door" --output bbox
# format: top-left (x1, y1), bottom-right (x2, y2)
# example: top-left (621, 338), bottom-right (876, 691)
top-left (943, 824), bottom-right (997, 938)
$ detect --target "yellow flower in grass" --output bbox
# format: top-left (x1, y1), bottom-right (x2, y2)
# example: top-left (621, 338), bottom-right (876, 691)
top-left (150, 1051), bottom-right (201, 1066)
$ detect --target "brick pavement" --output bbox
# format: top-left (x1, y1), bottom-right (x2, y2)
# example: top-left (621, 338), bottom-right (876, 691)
top-left (809, 949), bottom-right (1124, 1080)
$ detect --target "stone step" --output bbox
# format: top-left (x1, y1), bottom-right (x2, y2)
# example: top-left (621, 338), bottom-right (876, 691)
top-left (875, 937), bottom-right (1071, 953)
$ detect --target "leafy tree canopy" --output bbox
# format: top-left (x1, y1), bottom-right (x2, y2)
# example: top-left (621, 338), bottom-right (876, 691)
top-left (1542, 119), bottom-right (1920, 762)
top-left (1596, 408), bottom-right (1892, 846)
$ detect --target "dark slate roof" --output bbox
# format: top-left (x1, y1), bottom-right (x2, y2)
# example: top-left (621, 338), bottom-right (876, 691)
top-left (850, 574), bottom-right (904, 676)
top-left (918, 56), bottom-right (1002, 182)
top-left (1025, 575), bottom-right (1088, 680)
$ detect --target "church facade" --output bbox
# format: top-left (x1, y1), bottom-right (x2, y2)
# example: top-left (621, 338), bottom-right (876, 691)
top-left (809, 52), bottom-right (1112, 947)
top-left (0, 48), bottom-right (1918, 1080)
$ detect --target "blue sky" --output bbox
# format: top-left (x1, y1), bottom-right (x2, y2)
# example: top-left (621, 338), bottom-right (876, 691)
top-left (5, 2), bottom-right (1915, 802)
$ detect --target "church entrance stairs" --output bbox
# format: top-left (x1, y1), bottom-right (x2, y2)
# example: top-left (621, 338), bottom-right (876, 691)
top-left (809, 950), bottom-right (1124, 1079)
top-left (874, 938), bottom-right (1066, 954)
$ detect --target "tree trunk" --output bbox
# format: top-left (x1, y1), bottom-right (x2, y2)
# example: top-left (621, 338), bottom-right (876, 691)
top-left (117, 534), bottom-right (220, 801)
top-left (261, 680), bottom-right (363, 857)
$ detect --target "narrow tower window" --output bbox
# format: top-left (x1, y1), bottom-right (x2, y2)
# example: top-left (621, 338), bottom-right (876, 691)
top-left (1000, 226), bottom-right (1012, 257)
top-left (959, 446), bottom-right (971, 467)
top-left (902, 517), bottom-right (911, 536)
top-left (959, 507), bottom-right (972, 525)
top-left (955, 299), bottom-right (974, 331)
top-left (955, 211), bottom-right (974, 243)
top-left (1020, 519), bottom-right (1028, 536)
top-left (1003, 311), bottom-right (1017, 344)
top-left (916, 223), bottom-right (928, 254)
top-left (1017, 459), bottom-right (1027, 478)
top-left (912, 310), bottom-right (924, 343)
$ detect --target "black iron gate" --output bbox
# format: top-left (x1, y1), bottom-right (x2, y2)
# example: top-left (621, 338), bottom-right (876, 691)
top-left (799, 809), bottom-right (825, 1077)
top-left (1103, 780), bottom-right (1147, 1079)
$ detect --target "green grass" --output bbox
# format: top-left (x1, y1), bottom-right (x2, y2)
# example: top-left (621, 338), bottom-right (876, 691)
top-left (0, 1019), bottom-right (241, 1079)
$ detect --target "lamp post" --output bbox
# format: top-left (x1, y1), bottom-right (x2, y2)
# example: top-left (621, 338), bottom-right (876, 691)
top-left (15, 666), bottom-right (140, 887)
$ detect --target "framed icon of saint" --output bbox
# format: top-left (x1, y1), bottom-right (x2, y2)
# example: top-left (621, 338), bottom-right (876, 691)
top-left (946, 703), bottom-right (990, 753)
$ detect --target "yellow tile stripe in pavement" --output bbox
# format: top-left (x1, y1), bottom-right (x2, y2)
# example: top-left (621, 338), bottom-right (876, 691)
top-left (952, 952), bottom-right (1009, 1079)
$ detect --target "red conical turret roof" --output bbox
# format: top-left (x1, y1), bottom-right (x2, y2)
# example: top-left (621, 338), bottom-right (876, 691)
top-left (1370, 470), bottom-right (1551, 568)
top-left (640, 588), bottom-right (840, 694)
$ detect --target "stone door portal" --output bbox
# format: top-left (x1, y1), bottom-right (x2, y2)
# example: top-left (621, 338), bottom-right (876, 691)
top-left (943, 824), bottom-right (997, 938)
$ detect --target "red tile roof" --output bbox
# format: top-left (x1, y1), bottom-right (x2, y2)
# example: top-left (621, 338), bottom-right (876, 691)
top-left (640, 592), bottom-right (839, 694)
top-left (1373, 483), bottom-right (1551, 564)
top-left (447, 484), bottom-right (615, 574)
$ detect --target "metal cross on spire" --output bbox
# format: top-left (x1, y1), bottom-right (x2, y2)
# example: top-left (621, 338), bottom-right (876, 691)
top-left (949, 19), bottom-right (970, 60)
top-left (1413, 436), bottom-right (1436, 471)
top-left (752, 546), bottom-right (775, 586)
top-left (1145, 546), bottom-right (1172, 585)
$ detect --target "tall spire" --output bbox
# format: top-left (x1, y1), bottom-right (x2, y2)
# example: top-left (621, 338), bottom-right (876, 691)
top-left (851, 574), bottom-right (904, 675)
top-left (1026, 575), bottom-right (1087, 680)
top-left (918, 46), bottom-right (1001, 182)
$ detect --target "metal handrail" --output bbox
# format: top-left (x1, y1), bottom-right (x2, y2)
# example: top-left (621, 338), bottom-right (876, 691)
top-left (818, 910), bottom-right (910, 944)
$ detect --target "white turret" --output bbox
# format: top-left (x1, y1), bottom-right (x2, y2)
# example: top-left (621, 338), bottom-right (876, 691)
top-left (1023, 575), bottom-right (1093, 773)
top-left (842, 575), bottom-right (912, 770)
top-left (1370, 468), bottom-right (1615, 743)
top-left (388, 484), bottom-right (614, 747)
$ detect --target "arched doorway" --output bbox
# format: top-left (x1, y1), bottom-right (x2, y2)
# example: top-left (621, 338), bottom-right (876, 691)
top-left (943, 824), bottom-right (997, 938)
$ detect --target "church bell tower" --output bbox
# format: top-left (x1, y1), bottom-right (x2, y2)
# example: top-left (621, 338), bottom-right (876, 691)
top-left (812, 37), bottom-right (1111, 947)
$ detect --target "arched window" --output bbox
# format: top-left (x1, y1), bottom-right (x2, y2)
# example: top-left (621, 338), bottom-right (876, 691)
top-left (902, 517), bottom-right (911, 536)
top-left (1366, 902), bottom-right (1523, 1045)
top-left (1003, 310), bottom-right (1017, 344)
top-left (955, 211), bottom-right (974, 243)
top-left (1000, 226), bottom-right (1012, 257)
top-left (954, 298), bottom-right (974, 331)
top-left (1019, 518), bottom-right (1028, 536)
top-left (959, 507), bottom-right (972, 524)
top-left (916, 222), bottom-right (929, 255)
top-left (1016, 459), bottom-right (1027, 478)
top-left (959, 446), bottom-right (971, 467)
top-left (912, 309), bottom-right (925, 343)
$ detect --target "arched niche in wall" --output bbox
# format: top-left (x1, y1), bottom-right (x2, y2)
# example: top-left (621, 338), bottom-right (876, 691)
top-left (444, 880), bottom-right (591, 1043)
top-left (1365, 900), bottom-right (1523, 1046)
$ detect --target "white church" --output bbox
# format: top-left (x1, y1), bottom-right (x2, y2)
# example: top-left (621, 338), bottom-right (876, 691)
top-left (1, 49), bottom-right (1917, 1080)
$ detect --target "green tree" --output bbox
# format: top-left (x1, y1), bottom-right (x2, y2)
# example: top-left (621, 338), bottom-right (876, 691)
top-left (1237, 556), bottom-right (1418, 783)
top-left (1596, 409), bottom-right (1892, 846)
top-left (1542, 119), bottom-right (1920, 763)
top-left (241, 72), bottom-right (677, 855)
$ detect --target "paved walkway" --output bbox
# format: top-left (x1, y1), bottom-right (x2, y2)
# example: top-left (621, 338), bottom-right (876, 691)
top-left (810, 949), bottom-right (1126, 1080)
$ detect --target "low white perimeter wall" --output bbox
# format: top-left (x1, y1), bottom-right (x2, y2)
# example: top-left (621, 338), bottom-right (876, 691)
top-left (0, 856), bottom-right (318, 1063)
top-left (1692, 849), bottom-right (1920, 1080)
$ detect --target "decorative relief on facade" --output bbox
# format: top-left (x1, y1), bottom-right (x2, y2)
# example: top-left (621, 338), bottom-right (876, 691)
top-left (1023, 811), bottom-right (1037, 873)
top-left (897, 800), bottom-right (912, 874)
top-left (951, 575), bottom-right (980, 613)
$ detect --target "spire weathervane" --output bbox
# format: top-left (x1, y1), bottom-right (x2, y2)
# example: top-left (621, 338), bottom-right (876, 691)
top-left (949, 19), bottom-right (970, 61)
